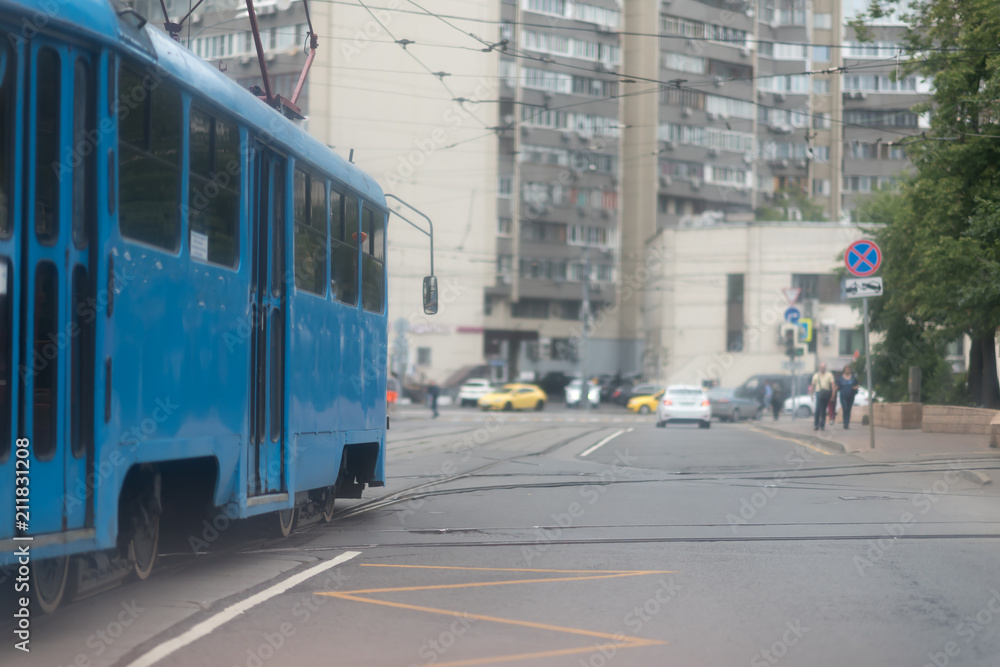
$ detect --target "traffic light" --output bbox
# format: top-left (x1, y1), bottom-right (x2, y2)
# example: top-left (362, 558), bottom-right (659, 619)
top-left (781, 324), bottom-right (796, 357)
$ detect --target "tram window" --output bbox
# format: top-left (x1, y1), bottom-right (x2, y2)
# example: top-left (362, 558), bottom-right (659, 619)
top-left (293, 168), bottom-right (327, 295)
top-left (189, 106), bottom-right (239, 267)
top-left (72, 58), bottom-right (95, 250)
top-left (35, 48), bottom-right (60, 245)
top-left (71, 264), bottom-right (94, 458)
top-left (0, 42), bottom-right (12, 239)
top-left (329, 189), bottom-right (358, 305)
top-left (118, 65), bottom-right (181, 251)
top-left (33, 262), bottom-right (59, 461)
top-left (0, 257), bottom-right (10, 461)
top-left (361, 205), bottom-right (384, 313)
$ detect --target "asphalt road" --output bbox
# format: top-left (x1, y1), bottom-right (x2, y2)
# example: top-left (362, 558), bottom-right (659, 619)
top-left (7, 406), bottom-right (1000, 667)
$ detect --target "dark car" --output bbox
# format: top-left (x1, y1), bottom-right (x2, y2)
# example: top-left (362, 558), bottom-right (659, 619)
top-left (734, 374), bottom-right (808, 411)
top-left (707, 387), bottom-right (762, 422)
top-left (538, 372), bottom-right (573, 400)
top-left (614, 382), bottom-right (662, 406)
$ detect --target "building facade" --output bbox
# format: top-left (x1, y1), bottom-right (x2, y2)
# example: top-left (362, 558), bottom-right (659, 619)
top-left (139, 0), bottom-right (929, 389)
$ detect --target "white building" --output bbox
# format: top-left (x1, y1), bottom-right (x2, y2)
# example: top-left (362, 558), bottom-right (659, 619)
top-left (643, 218), bottom-right (873, 388)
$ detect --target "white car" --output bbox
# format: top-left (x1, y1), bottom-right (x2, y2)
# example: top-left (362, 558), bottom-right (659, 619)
top-left (656, 385), bottom-right (712, 429)
top-left (565, 379), bottom-right (601, 408)
top-left (458, 379), bottom-right (495, 407)
top-left (783, 387), bottom-right (874, 417)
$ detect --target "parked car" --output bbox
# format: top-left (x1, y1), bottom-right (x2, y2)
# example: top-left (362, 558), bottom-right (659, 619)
top-left (627, 390), bottom-right (664, 414)
top-left (538, 372), bottom-right (573, 400)
top-left (478, 384), bottom-right (547, 411)
top-left (608, 381), bottom-right (633, 405)
top-left (458, 379), bottom-right (494, 407)
top-left (783, 386), bottom-right (875, 417)
top-left (656, 385), bottom-right (712, 428)
top-left (707, 387), bottom-right (762, 422)
top-left (565, 379), bottom-right (601, 408)
top-left (615, 382), bottom-right (662, 406)
top-left (734, 374), bottom-right (808, 413)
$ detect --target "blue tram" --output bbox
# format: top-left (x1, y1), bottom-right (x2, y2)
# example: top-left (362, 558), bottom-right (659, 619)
top-left (0, 0), bottom-right (435, 611)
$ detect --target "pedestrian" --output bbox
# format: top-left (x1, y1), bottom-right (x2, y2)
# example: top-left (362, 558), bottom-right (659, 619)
top-left (809, 363), bottom-right (835, 431)
top-left (837, 365), bottom-right (860, 429)
top-left (427, 380), bottom-right (440, 418)
top-left (770, 382), bottom-right (783, 420)
top-left (828, 381), bottom-right (838, 425)
top-left (763, 382), bottom-right (773, 418)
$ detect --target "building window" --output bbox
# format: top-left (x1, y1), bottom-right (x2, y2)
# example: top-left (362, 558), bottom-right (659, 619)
top-left (813, 79), bottom-right (830, 94)
top-left (417, 347), bottom-right (431, 366)
top-left (839, 329), bottom-right (864, 356)
top-left (814, 12), bottom-right (832, 29)
top-left (812, 179), bottom-right (831, 196)
top-left (812, 46), bottom-right (830, 62)
top-left (512, 298), bottom-right (549, 319)
top-left (793, 273), bottom-right (842, 303)
top-left (498, 175), bottom-right (512, 197)
top-left (497, 217), bottom-right (512, 236)
top-left (726, 273), bottom-right (744, 352)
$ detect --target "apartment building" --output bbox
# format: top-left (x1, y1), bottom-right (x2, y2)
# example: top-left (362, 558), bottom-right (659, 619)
top-left (485, 0), bottom-right (637, 382)
top-left (138, 0), bottom-right (927, 387)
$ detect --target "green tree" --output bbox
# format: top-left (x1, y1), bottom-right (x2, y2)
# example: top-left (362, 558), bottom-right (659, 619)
top-left (852, 0), bottom-right (1000, 408)
top-left (755, 187), bottom-right (827, 222)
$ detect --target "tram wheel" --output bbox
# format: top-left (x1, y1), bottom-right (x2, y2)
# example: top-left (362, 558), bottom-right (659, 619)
top-left (321, 489), bottom-right (336, 523)
top-left (275, 507), bottom-right (297, 537)
top-left (32, 555), bottom-right (71, 614)
top-left (128, 505), bottom-right (160, 581)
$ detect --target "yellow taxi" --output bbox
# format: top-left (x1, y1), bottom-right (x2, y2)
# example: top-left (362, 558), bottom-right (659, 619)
top-left (478, 383), bottom-right (547, 411)
top-left (627, 390), bottom-right (664, 415)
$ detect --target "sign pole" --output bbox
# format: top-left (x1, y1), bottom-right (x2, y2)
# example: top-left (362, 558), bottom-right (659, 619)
top-left (863, 296), bottom-right (874, 449)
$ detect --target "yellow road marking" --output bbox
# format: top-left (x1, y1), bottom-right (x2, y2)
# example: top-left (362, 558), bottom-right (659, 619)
top-left (362, 564), bottom-right (676, 574)
top-left (330, 571), bottom-right (665, 595)
top-left (316, 565), bottom-right (672, 665)
top-left (428, 641), bottom-right (660, 667)
top-left (320, 592), bottom-right (666, 645)
top-left (750, 426), bottom-right (834, 455)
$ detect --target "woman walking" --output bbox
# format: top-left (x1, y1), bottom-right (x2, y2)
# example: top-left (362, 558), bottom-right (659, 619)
top-left (837, 366), bottom-right (860, 429)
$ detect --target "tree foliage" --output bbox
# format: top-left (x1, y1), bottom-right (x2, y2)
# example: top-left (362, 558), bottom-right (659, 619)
top-left (755, 187), bottom-right (827, 222)
top-left (852, 0), bottom-right (1000, 407)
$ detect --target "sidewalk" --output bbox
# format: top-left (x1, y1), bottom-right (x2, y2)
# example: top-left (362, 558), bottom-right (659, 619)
top-left (754, 412), bottom-right (1000, 485)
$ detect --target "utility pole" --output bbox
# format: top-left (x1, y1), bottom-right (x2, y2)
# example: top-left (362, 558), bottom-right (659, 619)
top-left (580, 248), bottom-right (592, 412)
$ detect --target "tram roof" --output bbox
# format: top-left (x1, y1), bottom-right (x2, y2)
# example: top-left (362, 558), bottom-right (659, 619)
top-left (3, 0), bottom-right (385, 206)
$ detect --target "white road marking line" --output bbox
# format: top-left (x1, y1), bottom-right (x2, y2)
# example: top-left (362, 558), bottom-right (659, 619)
top-left (124, 551), bottom-right (361, 667)
top-left (580, 429), bottom-right (628, 457)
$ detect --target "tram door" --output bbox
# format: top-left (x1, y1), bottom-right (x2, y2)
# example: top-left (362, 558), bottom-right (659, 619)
top-left (248, 146), bottom-right (287, 496)
top-left (13, 43), bottom-right (98, 535)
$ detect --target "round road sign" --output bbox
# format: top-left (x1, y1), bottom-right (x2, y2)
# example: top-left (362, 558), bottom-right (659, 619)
top-left (784, 307), bottom-right (801, 323)
top-left (844, 239), bottom-right (882, 277)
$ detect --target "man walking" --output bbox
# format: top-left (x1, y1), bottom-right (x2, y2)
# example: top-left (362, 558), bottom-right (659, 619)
top-left (427, 380), bottom-right (440, 418)
top-left (809, 363), bottom-right (835, 431)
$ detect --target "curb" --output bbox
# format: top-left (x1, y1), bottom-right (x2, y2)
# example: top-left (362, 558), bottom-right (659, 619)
top-left (754, 423), bottom-right (848, 454)
top-left (957, 469), bottom-right (993, 487)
